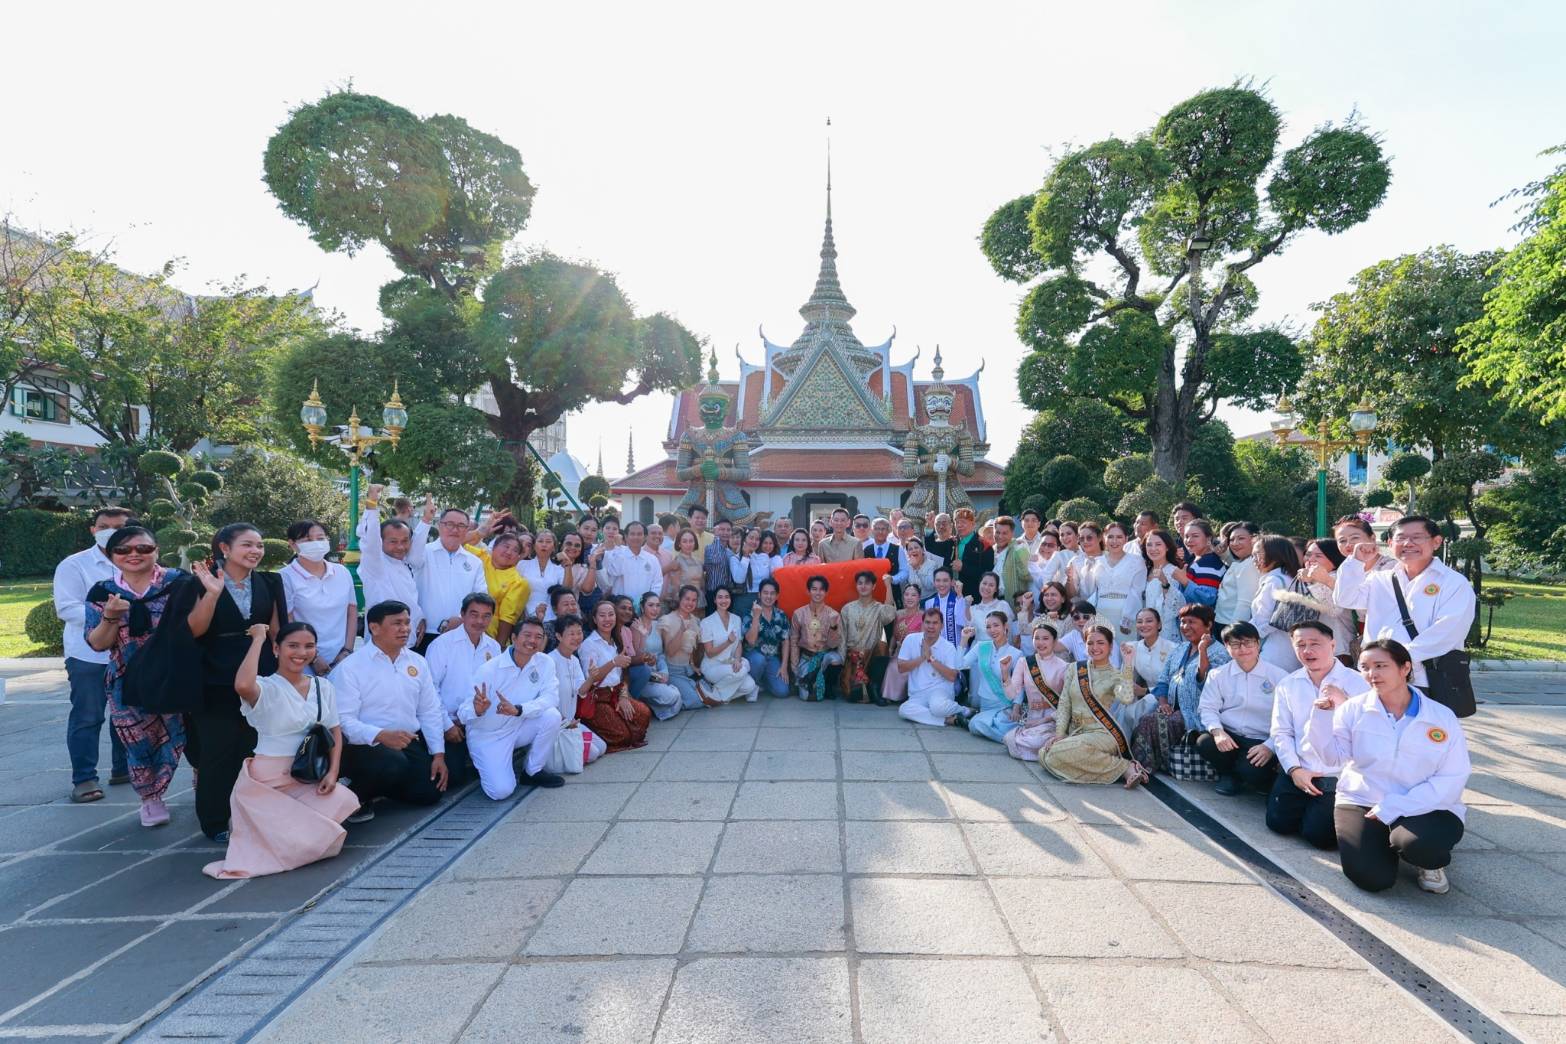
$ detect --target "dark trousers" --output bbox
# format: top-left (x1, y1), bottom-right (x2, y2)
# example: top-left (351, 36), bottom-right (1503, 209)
top-left (1194, 731), bottom-right (1278, 792)
top-left (1266, 772), bottom-right (1339, 850)
top-left (189, 688), bottom-right (258, 838)
top-left (341, 734), bottom-right (443, 807)
top-left (1334, 805), bottom-right (1464, 892)
top-left (65, 657), bottom-right (127, 785)
top-left (442, 736), bottom-right (475, 786)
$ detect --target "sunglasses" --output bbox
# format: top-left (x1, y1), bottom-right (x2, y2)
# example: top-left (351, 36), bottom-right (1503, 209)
top-left (1070, 612), bottom-right (1091, 619)
top-left (110, 544), bottom-right (158, 556)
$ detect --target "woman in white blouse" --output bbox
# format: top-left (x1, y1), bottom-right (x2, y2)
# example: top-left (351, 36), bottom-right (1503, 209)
top-left (203, 622), bottom-right (359, 880)
top-left (728, 526), bottom-right (772, 620)
top-left (1250, 535), bottom-right (1304, 671)
top-left (699, 587), bottom-right (759, 703)
top-left (1081, 522), bottom-right (1143, 638)
top-left (281, 521), bottom-right (357, 675)
top-left (1121, 530), bottom-right (1186, 642)
top-left (1119, 608), bottom-right (1176, 734)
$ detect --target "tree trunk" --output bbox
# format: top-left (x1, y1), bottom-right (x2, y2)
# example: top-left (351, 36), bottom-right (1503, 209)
top-left (1147, 390), bottom-right (1193, 486)
top-left (485, 376), bottom-right (542, 524)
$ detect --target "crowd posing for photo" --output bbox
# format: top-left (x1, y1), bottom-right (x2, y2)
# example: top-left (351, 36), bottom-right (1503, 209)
top-left (55, 495), bottom-right (1477, 895)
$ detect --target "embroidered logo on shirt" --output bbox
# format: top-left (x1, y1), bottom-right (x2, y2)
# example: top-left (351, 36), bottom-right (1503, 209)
top-left (1427, 726), bottom-right (1448, 743)
top-left (406, 665), bottom-right (419, 677)
top-left (1423, 583), bottom-right (1439, 596)
top-left (1261, 681), bottom-right (1274, 694)
top-left (485, 651), bottom-right (493, 660)
top-left (529, 670), bottom-right (538, 683)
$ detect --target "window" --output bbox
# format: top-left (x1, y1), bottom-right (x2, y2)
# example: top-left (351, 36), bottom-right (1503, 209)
top-left (9, 377), bottom-right (68, 424)
top-left (1347, 450), bottom-right (1368, 487)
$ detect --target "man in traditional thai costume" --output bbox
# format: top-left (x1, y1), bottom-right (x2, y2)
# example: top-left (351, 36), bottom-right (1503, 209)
top-left (838, 570), bottom-right (897, 704)
top-left (790, 575), bottom-right (843, 701)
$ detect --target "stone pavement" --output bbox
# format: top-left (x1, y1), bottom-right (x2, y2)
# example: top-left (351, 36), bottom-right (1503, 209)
top-left (0, 659), bottom-right (467, 1042)
top-left (253, 695), bottom-right (1476, 1044)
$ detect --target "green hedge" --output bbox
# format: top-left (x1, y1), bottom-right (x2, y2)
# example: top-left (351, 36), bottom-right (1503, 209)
top-left (25, 599), bottom-right (65, 652)
top-left (0, 509), bottom-right (89, 579)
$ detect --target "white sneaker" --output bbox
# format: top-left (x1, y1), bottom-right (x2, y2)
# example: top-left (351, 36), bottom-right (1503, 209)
top-left (1416, 867), bottom-right (1450, 894)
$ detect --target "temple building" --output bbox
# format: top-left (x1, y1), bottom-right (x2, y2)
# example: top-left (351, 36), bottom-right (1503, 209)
top-left (612, 180), bottom-right (1005, 526)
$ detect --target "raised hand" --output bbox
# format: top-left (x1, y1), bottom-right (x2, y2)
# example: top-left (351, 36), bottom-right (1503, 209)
top-left (472, 683), bottom-right (491, 718)
top-left (1315, 681), bottom-right (1351, 710)
top-left (103, 593), bottom-right (131, 620)
top-left (496, 694), bottom-right (518, 717)
top-left (191, 560), bottom-right (224, 596)
top-left (368, 483), bottom-right (385, 502)
top-left (999, 654), bottom-right (1013, 674)
top-left (422, 493), bottom-right (437, 525)
top-left (247, 623), bottom-right (270, 642)
top-left (1120, 642), bottom-right (1135, 662)
top-left (1353, 539), bottom-right (1380, 565)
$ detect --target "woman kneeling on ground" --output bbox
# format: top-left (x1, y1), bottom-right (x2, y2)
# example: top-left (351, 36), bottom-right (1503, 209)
top-left (1040, 625), bottom-right (1148, 788)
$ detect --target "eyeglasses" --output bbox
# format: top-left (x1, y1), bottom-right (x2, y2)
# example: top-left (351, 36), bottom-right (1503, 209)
top-left (110, 544), bottom-right (158, 556)
top-left (1070, 612), bottom-right (1091, 619)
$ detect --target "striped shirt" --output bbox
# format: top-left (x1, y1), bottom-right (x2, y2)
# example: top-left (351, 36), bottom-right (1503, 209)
top-left (1182, 552), bottom-right (1226, 607)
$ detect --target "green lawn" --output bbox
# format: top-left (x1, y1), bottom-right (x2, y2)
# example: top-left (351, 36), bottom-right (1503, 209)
top-left (0, 578), bottom-right (57, 658)
top-left (1474, 576), bottom-right (1566, 662)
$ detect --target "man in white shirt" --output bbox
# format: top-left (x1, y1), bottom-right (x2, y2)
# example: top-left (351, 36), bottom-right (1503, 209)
top-left (424, 592), bottom-right (502, 784)
top-left (356, 485), bottom-right (432, 642)
top-left (1196, 621), bottom-right (1290, 796)
top-left (55, 506), bottom-right (132, 800)
top-left (1018, 509), bottom-right (1045, 556)
top-left (1333, 515), bottom-right (1477, 714)
top-left (334, 600), bottom-right (450, 818)
top-left (465, 618), bottom-right (566, 799)
top-left (896, 607), bottom-right (965, 727)
top-left (1267, 620), bottom-right (1371, 849)
top-left (417, 508), bottom-right (487, 653)
top-left (1214, 522), bottom-right (1261, 627)
top-left (601, 520), bottom-right (663, 603)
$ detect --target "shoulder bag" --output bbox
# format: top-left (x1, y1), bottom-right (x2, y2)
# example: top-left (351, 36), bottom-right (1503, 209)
top-left (290, 677), bottom-right (336, 783)
top-left (1390, 575), bottom-right (1476, 718)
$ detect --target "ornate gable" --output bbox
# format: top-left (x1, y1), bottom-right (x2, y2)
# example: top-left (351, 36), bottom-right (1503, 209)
top-left (762, 334), bottom-right (891, 436)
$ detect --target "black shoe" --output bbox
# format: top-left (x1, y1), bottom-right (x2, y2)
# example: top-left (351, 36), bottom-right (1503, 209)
top-left (347, 803), bottom-right (376, 823)
top-left (519, 770), bottom-right (566, 789)
top-left (1214, 775), bottom-right (1244, 797)
top-left (208, 830), bottom-right (231, 843)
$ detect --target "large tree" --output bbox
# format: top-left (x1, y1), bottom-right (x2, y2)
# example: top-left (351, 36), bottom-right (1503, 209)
top-left (981, 85), bottom-right (1389, 483)
top-left (1459, 146), bottom-right (1566, 425)
top-left (1300, 246), bottom-right (1564, 463)
top-left (262, 91), bottom-right (702, 509)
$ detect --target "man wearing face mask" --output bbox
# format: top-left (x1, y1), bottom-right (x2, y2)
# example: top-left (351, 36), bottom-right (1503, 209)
top-left (55, 506), bottom-right (135, 803)
top-left (281, 520), bottom-right (359, 676)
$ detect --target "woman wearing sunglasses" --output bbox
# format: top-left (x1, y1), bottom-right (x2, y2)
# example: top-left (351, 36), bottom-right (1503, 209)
top-left (84, 527), bottom-right (193, 830)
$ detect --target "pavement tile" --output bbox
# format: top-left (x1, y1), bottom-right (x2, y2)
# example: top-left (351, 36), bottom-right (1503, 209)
top-left (1040, 781), bottom-right (1177, 827)
top-left (204, 846), bottom-right (376, 913)
top-left (525, 877), bottom-right (703, 956)
top-left (0, 804), bottom-right (136, 853)
top-left (13, 917), bottom-right (271, 1028)
top-left (1036, 962), bottom-right (1262, 1043)
top-left (857, 958), bottom-right (1052, 1044)
top-left (358, 878), bottom-right (563, 961)
top-left (713, 820), bottom-right (844, 874)
top-left (618, 781), bottom-right (737, 822)
top-left (745, 750), bottom-right (839, 780)
top-left (461, 959), bottom-right (675, 1044)
top-left (649, 751), bottom-right (750, 781)
top-left (965, 821), bottom-right (1113, 878)
top-left (1136, 881), bottom-right (1364, 968)
top-left (993, 878), bottom-right (1181, 958)
top-left (837, 728), bottom-right (923, 751)
top-left (0, 921), bottom-right (152, 1017)
top-left (1079, 823), bottom-right (1253, 884)
top-left (844, 820), bottom-right (976, 875)
top-left (1206, 964), bottom-right (1455, 1043)
top-left (1274, 846), bottom-right (1499, 918)
top-left (45, 850), bottom-right (234, 918)
top-left (930, 752), bottom-right (1038, 782)
top-left (760, 702), bottom-right (835, 727)
top-left (517, 783), bottom-right (637, 821)
top-left (570, 750), bottom-right (661, 783)
top-left (939, 782), bottom-right (1067, 824)
top-left (655, 957), bottom-right (852, 1044)
top-left (729, 781), bottom-right (839, 820)
top-left (0, 851), bottom-right (142, 920)
top-left (450, 821), bottom-right (610, 878)
top-left (579, 821), bottom-right (723, 875)
top-left (850, 878), bottom-right (1014, 955)
top-left (1446, 851), bottom-right (1566, 916)
top-left (1369, 914), bottom-right (1566, 1016)
top-left (1507, 1014), bottom-right (1566, 1043)
top-left (753, 726), bottom-right (838, 751)
top-left (1462, 806), bottom-right (1566, 853)
top-left (680, 705), bottom-right (765, 729)
top-left (667, 727), bottom-right (758, 752)
top-left (834, 704), bottom-right (910, 729)
top-left (840, 751), bottom-right (932, 781)
top-left (687, 874), bottom-right (846, 952)
top-left (841, 781), bottom-right (952, 820)
top-left (255, 962), bottom-right (504, 1043)
top-left (915, 725), bottom-right (1006, 752)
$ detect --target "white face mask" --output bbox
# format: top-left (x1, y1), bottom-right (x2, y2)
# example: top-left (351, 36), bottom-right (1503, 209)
top-left (94, 529), bottom-right (115, 549)
top-left (296, 539), bottom-right (331, 562)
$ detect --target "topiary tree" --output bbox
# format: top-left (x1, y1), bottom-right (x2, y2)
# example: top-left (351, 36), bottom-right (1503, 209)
top-left (578, 475), bottom-right (611, 516)
top-left (1364, 488), bottom-right (1395, 509)
top-left (24, 599), bottom-right (65, 652)
top-left (1381, 452), bottom-right (1430, 512)
top-left (1103, 455), bottom-right (1154, 497)
top-left (260, 538), bottom-right (294, 570)
top-left (1051, 497), bottom-right (1105, 524)
top-left (1116, 476), bottom-right (1180, 522)
top-left (206, 447), bottom-right (347, 541)
top-left (136, 449), bottom-right (212, 567)
top-left (1038, 455), bottom-right (1092, 508)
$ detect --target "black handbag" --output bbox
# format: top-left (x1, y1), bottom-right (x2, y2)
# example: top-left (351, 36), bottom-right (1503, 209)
top-left (1390, 575), bottom-right (1476, 718)
top-left (290, 677), bottom-right (335, 783)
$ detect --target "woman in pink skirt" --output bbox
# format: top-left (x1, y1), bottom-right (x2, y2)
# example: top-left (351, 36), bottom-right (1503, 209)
top-left (203, 622), bottom-right (359, 879)
top-left (1003, 620), bottom-right (1068, 761)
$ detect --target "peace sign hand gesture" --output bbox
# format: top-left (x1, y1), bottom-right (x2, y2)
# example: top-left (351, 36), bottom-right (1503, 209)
top-left (472, 683), bottom-right (492, 718)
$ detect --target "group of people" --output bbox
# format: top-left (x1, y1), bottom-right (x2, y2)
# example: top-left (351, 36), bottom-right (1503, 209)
top-left (55, 491), bottom-right (1478, 895)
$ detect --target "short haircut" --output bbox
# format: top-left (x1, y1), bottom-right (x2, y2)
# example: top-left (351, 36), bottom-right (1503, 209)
top-left (807, 574), bottom-right (830, 591)
top-left (855, 570), bottom-right (876, 585)
top-left (624, 520), bottom-right (646, 536)
top-left (853, 513), bottom-right (870, 523)
top-left (758, 577), bottom-right (779, 594)
top-left (439, 508), bottom-right (469, 523)
top-left (831, 507), bottom-right (850, 519)
top-left (1172, 501), bottom-right (1204, 518)
top-left (1136, 510), bottom-right (1158, 522)
top-left (954, 507), bottom-right (976, 521)
top-left (553, 613), bottom-right (584, 636)
top-left (677, 584), bottom-right (701, 601)
top-left (286, 519), bottom-right (328, 542)
top-left (461, 592), bottom-right (497, 614)
top-left (1020, 508), bottom-right (1042, 523)
top-left (994, 515), bottom-right (1015, 531)
top-left (517, 617), bottom-right (546, 633)
top-left (714, 517), bottom-right (732, 528)
top-left (1069, 599), bottom-right (1096, 616)
top-left (1394, 515), bottom-right (1441, 538)
top-left (92, 506), bottom-right (134, 526)
top-left (367, 600), bottom-right (411, 625)
top-left (932, 566), bottom-right (953, 579)
top-left (1289, 619), bottom-right (1335, 639)
top-left (688, 506), bottom-right (708, 518)
top-left (1177, 603), bottom-right (1216, 627)
top-left (549, 585), bottom-right (576, 610)
top-left (922, 607), bottom-right (945, 621)
top-left (1220, 621), bottom-right (1261, 644)
top-left (380, 517), bottom-right (412, 537)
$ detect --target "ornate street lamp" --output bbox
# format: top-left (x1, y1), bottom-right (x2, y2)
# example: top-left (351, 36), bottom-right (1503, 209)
top-left (300, 379), bottom-right (411, 551)
top-left (1270, 395), bottom-right (1378, 537)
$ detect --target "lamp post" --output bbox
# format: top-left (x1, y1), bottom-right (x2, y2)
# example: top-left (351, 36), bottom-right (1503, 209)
top-left (1269, 396), bottom-right (1378, 538)
top-left (300, 379), bottom-right (409, 551)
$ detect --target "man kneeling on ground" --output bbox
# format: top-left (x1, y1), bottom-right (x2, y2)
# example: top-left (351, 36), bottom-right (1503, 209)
top-left (465, 618), bottom-right (566, 799)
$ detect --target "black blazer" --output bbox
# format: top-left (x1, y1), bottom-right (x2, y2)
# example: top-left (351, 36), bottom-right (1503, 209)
top-left (864, 541), bottom-right (902, 577)
top-left (198, 570), bottom-right (287, 684)
top-left (954, 536), bottom-right (995, 597)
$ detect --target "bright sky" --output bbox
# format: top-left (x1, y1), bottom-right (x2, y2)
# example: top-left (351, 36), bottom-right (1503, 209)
top-left (6, 2), bottom-right (1563, 477)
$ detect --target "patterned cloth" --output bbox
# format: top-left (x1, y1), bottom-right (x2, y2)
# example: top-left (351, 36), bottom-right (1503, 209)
top-left (744, 605), bottom-right (789, 657)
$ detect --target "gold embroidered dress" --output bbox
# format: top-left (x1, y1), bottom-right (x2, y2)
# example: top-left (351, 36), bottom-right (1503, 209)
top-left (1041, 660), bottom-right (1138, 784)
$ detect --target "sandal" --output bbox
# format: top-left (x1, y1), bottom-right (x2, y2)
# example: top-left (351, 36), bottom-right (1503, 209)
top-left (1123, 761), bottom-right (1151, 789)
top-left (71, 780), bottom-right (105, 803)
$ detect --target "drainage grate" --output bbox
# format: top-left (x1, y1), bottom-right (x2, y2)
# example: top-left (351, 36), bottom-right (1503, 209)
top-left (134, 782), bottom-right (533, 1043)
top-left (1145, 777), bottom-right (1521, 1044)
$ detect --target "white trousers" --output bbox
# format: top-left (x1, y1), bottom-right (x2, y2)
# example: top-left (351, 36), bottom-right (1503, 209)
top-left (469, 707), bottom-right (564, 800)
top-left (899, 683), bottom-right (963, 727)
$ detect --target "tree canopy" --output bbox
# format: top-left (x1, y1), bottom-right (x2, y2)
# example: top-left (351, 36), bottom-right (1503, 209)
top-left (982, 84), bottom-right (1389, 483)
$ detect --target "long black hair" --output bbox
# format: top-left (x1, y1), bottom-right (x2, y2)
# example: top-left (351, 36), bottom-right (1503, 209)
top-left (211, 522), bottom-right (262, 571)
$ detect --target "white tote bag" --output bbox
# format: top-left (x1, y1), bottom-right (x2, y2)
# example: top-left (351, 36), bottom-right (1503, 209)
top-left (546, 724), bottom-right (606, 775)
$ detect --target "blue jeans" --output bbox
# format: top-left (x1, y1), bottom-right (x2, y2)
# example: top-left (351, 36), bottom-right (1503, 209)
top-left (66, 657), bottom-right (127, 785)
top-left (665, 664), bottom-right (708, 710)
top-left (744, 650), bottom-right (789, 697)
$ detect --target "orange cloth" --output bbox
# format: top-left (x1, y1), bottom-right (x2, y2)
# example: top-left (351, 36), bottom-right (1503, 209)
top-left (772, 559), bottom-right (892, 614)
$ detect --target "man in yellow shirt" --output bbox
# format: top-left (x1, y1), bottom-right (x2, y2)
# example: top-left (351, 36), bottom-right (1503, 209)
top-left (465, 517), bottom-right (530, 646)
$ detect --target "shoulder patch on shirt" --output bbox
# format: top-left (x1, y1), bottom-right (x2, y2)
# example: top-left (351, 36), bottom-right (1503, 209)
top-left (406, 665), bottom-right (419, 677)
top-left (1423, 583), bottom-right (1439, 597)
top-left (1427, 726), bottom-right (1448, 743)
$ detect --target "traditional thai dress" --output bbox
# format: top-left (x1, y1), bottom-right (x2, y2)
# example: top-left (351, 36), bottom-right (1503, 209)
top-left (1040, 660), bottom-right (1138, 784)
top-left (629, 620), bottom-right (684, 720)
top-left (879, 608), bottom-right (926, 703)
top-left (965, 639), bottom-right (1024, 742)
top-left (579, 632), bottom-right (651, 751)
top-left (1003, 653), bottom-right (1066, 761)
top-left (1082, 552), bottom-right (1143, 639)
top-left (839, 598), bottom-right (896, 699)
top-left (84, 566), bottom-right (191, 803)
